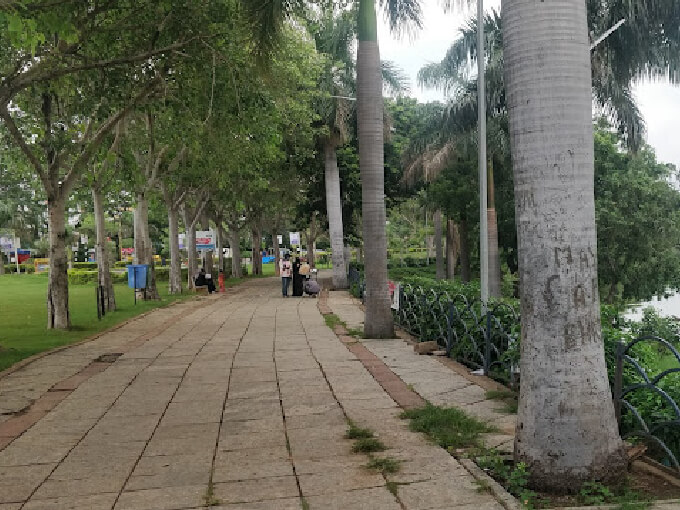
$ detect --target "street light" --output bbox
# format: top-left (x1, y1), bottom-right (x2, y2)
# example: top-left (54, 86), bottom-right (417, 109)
top-left (478, 0), bottom-right (489, 315)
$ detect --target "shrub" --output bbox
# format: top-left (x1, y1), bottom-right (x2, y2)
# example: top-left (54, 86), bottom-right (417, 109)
top-left (4, 264), bottom-right (35, 274)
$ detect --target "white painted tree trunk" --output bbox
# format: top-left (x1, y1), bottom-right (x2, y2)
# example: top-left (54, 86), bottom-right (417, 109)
top-left (503, 0), bottom-right (626, 489)
top-left (93, 188), bottom-right (116, 311)
top-left (47, 194), bottom-right (70, 329)
top-left (133, 194), bottom-right (159, 300)
top-left (357, 36), bottom-right (393, 338)
top-left (434, 209), bottom-right (444, 280)
top-left (230, 229), bottom-right (241, 278)
top-left (167, 207), bottom-right (182, 294)
top-left (324, 141), bottom-right (348, 289)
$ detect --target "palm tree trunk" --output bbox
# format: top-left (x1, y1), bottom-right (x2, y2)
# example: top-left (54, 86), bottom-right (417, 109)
top-left (307, 213), bottom-right (317, 268)
top-left (93, 188), bottom-right (116, 311)
top-left (357, 0), bottom-right (393, 338)
top-left (487, 160), bottom-right (502, 298)
top-left (324, 140), bottom-right (348, 288)
top-left (47, 192), bottom-right (70, 329)
top-left (458, 220), bottom-right (471, 283)
top-left (504, 0), bottom-right (626, 490)
top-left (446, 219), bottom-right (458, 280)
top-left (434, 209), bottom-right (444, 280)
top-left (167, 206), bottom-right (182, 294)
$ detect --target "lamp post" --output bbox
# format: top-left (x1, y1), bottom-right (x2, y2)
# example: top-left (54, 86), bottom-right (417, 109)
top-left (477, 0), bottom-right (489, 315)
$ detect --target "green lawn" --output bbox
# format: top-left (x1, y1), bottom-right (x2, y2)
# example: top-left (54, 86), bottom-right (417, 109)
top-left (0, 274), bottom-right (242, 372)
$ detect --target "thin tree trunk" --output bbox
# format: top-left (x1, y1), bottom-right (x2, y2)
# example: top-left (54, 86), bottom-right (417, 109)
top-left (93, 188), bottom-right (116, 311)
top-left (0, 251), bottom-right (5, 274)
top-left (434, 209), bottom-right (444, 280)
top-left (325, 140), bottom-right (348, 288)
top-left (47, 194), bottom-right (70, 329)
top-left (216, 224), bottom-right (224, 275)
top-left (504, 0), bottom-right (626, 489)
top-left (201, 218), bottom-right (214, 276)
top-left (458, 220), bottom-right (471, 283)
top-left (307, 214), bottom-right (317, 269)
top-left (183, 207), bottom-right (198, 289)
top-left (251, 228), bottom-right (261, 275)
top-left (133, 194), bottom-right (159, 300)
top-left (274, 232), bottom-right (281, 277)
top-left (230, 228), bottom-right (242, 278)
top-left (167, 207), bottom-right (182, 294)
top-left (487, 161), bottom-right (502, 298)
top-left (446, 219), bottom-right (459, 280)
top-left (357, 0), bottom-right (393, 338)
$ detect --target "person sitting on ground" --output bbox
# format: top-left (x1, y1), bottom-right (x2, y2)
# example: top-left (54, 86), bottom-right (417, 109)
top-left (195, 268), bottom-right (216, 294)
top-left (303, 278), bottom-right (321, 298)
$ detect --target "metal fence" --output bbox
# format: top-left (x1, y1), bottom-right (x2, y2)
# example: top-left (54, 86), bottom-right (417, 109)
top-left (394, 283), bottom-right (520, 387)
top-left (347, 269), bottom-right (680, 468)
top-left (614, 337), bottom-right (680, 471)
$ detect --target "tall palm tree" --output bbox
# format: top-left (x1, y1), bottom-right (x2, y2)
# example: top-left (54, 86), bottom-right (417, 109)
top-left (503, 0), bottom-right (626, 490)
top-left (241, 0), bottom-right (421, 336)
top-left (312, 5), bottom-right (356, 290)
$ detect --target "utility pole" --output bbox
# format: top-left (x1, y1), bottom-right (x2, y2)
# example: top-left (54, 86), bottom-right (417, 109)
top-left (477, 0), bottom-right (489, 313)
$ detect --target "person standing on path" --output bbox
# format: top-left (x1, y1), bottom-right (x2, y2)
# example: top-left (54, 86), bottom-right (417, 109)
top-left (280, 253), bottom-right (292, 297)
top-left (292, 257), bottom-right (304, 296)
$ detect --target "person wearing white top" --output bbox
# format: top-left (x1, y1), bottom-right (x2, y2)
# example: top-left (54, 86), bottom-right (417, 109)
top-left (279, 253), bottom-right (292, 297)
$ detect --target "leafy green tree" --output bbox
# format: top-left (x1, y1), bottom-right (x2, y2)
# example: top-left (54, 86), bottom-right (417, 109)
top-left (595, 125), bottom-right (680, 303)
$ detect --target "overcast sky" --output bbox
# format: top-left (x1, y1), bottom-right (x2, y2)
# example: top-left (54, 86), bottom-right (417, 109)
top-left (378, 0), bottom-right (680, 169)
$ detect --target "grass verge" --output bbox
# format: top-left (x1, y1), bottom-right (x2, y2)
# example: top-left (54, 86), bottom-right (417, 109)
top-left (365, 456), bottom-right (401, 474)
top-left (0, 274), bottom-right (244, 372)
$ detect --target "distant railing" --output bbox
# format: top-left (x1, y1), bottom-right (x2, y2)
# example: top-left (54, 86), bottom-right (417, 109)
top-left (614, 337), bottom-right (680, 471)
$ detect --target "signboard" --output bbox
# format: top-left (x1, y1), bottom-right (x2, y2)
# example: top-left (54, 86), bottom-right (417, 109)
top-left (289, 232), bottom-right (300, 246)
top-left (178, 234), bottom-right (185, 250)
top-left (195, 230), bottom-right (215, 251)
top-left (80, 235), bottom-right (88, 245)
top-left (277, 235), bottom-right (283, 245)
top-left (0, 236), bottom-right (16, 251)
top-left (34, 258), bottom-right (49, 273)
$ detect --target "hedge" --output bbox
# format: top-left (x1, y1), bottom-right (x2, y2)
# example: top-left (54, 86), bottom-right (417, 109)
top-left (68, 267), bottom-right (190, 285)
top-left (3, 264), bottom-right (35, 274)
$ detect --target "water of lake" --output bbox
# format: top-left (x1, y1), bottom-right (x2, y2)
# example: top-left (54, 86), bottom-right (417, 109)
top-left (625, 293), bottom-right (680, 321)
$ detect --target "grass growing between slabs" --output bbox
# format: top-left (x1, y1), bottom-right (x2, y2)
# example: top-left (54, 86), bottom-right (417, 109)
top-left (400, 402), bottom-right (497, 451)
top-left (0, 274), bottom-right (244, 372)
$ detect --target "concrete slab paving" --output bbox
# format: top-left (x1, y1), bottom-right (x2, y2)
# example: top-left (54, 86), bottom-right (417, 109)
top-left (0, 279), bottom-right (515, 509)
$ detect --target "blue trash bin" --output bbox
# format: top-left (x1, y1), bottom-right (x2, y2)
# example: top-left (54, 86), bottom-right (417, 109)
top-left (127, 264), bottom-right (148, 290)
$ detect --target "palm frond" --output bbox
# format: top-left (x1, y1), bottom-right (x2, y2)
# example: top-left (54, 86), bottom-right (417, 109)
top-left (379, 0), bottom-right (423, 36)
top-left (382, 60), bottom-right (410, 96)
top-left (238, 0), bottom-right (308, 57)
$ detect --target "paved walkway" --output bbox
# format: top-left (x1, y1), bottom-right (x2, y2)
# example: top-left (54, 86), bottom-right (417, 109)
top-left (326, 292), bottom-right (516, 451)
top-left (0, 279), bottom-right (507, 510)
